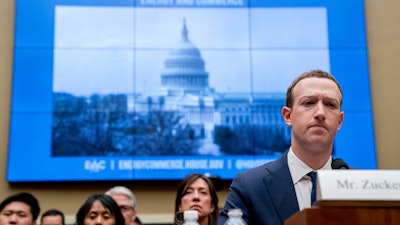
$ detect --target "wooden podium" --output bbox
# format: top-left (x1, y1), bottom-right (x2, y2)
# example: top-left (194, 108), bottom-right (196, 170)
top-left (284, 170), bottom-right (400, 224)
top-left (285, 206), bottom-right (400, 225)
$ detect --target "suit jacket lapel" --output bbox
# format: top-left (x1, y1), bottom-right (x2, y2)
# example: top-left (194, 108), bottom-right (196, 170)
top-left (263, 151), bottom-right (299, 223)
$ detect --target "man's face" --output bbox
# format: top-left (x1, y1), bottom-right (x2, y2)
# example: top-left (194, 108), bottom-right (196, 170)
top-left (282, 77), bottom-right (344, 152)
top-left (110, 194), bottom-right (136, 225)
top-left (41, 215), bottom-right (63, 225)
top-left (0, 202), bottom-right (35, 225)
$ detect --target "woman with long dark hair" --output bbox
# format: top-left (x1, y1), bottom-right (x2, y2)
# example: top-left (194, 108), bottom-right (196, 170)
top-left (75, 194), bottom-right (125, 225)
top-left (174, 173), bottom-right (219, 225)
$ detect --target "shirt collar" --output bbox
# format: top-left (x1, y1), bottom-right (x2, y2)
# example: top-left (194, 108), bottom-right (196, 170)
top-left (288, 147), bottom-right (332, 184)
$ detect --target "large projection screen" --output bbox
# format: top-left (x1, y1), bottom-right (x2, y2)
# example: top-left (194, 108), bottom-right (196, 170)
top-left (7, 0), bottom-right (376, 182)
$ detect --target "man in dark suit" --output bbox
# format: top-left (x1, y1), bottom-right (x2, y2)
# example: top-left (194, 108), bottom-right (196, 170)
top-left (218, 69), bottom-right (345, 225)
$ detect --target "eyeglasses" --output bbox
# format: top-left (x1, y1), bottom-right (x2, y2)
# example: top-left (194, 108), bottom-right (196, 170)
top-left (119, 205), bottom-right (134, 212)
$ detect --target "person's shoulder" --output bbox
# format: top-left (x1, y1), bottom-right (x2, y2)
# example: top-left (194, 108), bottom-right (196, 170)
top-left (235, 152), bottom-right (288, 178)
top-left (234, 160), bottom-right (274, 179)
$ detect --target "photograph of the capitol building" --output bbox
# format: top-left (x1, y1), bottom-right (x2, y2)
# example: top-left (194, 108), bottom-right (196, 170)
top-left (52, 19), bottom-right (291, 156)
top-left (129, 19), bottom-right (290, 156)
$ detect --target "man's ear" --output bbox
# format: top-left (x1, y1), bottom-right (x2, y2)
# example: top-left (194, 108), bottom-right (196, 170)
top-left (282, 106), bottom-right (292, 126)
top-left (337, 111), bottom-right (344, 130)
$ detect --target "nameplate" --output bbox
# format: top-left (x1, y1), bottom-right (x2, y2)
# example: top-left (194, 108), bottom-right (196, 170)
top-left (316, 170), bottom-right (400, 207)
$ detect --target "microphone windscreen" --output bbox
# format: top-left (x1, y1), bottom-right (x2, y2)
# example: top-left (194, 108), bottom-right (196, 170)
top-left (331, 158), bottom-right (349, 169)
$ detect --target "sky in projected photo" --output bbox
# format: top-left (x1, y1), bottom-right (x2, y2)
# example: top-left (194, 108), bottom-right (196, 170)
top-left (52, 6), bottom-right (329, 96)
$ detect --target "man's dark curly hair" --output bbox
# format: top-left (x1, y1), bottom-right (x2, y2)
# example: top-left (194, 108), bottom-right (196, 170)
top-left (0, 192), bottom-right (40, 220)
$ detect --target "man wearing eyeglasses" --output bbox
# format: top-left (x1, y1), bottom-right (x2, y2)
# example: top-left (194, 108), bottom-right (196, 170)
top-left (105, 186), bottom-right (142, 225)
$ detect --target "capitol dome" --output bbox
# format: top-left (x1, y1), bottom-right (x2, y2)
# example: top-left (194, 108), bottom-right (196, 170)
top-left (161, 19), bottom-right (209, 95)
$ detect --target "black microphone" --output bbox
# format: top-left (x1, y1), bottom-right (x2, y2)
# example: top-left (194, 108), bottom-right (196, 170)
top-left (331, 158), bottom-right (349, 169)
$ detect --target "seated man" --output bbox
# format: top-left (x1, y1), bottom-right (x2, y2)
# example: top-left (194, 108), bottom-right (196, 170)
top-left (105, 186), bottom-right (142, 225)
top-left (218, 70), bottom-right (346, 225)
top-left (0, 192), bottom-right (40, 225)
top-left (40, 209), bottom-right (65, 225)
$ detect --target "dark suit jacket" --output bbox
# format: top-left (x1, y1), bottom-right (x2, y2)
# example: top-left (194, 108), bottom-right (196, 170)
top-left (218, 151), bottom-right (299, 225)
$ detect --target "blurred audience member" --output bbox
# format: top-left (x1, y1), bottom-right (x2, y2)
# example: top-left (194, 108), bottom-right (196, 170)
top-left (75, 194), bottom-right (124, 225)
top-left (0, 192), bottom-right (40, 225)
top-left (105, 186), bottom-right (141, 225)
top-left (174, 173), bottom-right (219, 225)
top-left (133, 217), bottom-right (142, 225)
top-left (41, 209), bottom-right (65, 225)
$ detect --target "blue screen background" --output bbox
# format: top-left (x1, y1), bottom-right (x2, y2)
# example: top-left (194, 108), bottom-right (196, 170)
top-left (8, 0), bottom-right (376, 182)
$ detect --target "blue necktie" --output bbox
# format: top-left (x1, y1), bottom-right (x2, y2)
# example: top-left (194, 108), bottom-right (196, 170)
top-left (308, 171), bottom-right (317, 204)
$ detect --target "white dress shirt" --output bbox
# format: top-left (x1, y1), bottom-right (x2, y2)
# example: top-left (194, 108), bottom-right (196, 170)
top-left (287, 147), bottom-right (332, 210)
